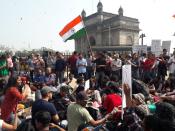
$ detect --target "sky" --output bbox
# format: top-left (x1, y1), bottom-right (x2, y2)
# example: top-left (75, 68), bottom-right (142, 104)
top-left (0, 0), bottom-right (175, 52)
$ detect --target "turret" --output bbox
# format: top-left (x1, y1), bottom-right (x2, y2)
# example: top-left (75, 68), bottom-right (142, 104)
top-left (118, 6), bottom-right (123, 16)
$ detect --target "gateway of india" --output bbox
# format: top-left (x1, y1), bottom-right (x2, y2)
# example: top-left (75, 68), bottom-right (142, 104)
top-left (75, 1), bottom-right (140, 53)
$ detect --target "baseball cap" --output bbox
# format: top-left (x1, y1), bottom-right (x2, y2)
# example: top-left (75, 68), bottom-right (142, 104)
top-left (76, 91), bottom-right (89, 101)
top-left (41, 86), bottom-right (56, 95)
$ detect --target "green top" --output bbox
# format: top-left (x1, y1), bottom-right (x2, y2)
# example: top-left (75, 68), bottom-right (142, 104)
top-left (148, 104), bottom-right (156, 113)
top-left (0, 60), bottom-right (9, 77)
top-left (67, 103), bottom-right (93, 131)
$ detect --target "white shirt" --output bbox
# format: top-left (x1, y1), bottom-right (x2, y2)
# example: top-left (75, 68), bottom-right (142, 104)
top-left (111, 59), bottom-right (122, 71)
top-left (0, 119), bottom-right (3, 131)
top-left (168, 56), bottom-right (175, 73)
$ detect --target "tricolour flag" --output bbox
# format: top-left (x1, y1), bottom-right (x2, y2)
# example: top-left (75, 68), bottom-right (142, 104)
top-left (59, 15), bottom-right (86, 42)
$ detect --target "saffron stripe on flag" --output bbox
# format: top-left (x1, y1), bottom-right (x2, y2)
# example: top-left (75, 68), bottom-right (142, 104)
top-left (61, 20), bottom-right (85, 41)
top-left (59, 15), bottom-right (82, 36)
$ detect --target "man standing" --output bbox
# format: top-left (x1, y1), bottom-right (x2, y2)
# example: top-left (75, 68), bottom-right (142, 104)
top-left (94, 52), bottom-right (106, 88)
top-left (168, 51), bottom-right (175, 76)
top-left (76, 53), bottom-right (87, 79)
top-left (55, 53), bottom-right (66, 85)
top-left (67, 91), bottom-right (110, 131)
top-left (142, 52), bottom-right (155, 83)
top-left (111, 54), bottom-right (122, 78)
top-left (68, 51), bottom-right (78, 77)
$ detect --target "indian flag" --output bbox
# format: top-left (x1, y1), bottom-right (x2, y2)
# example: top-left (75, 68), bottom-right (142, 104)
top-left (59, 15), bottom-right (86, 42)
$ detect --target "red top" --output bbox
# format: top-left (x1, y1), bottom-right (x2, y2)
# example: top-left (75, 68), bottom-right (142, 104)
top-left (103, 93), bottom-right (122, 113)
top-left (1, 87), bottom-right (24, 121)
top-left (143, 58), bottom-right (155, 71)
top-left (68, 54), bottom-right (78, 69)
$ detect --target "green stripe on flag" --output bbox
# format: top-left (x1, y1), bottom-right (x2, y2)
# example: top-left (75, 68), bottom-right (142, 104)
top-left (66, 28), bottom-right (86, 41)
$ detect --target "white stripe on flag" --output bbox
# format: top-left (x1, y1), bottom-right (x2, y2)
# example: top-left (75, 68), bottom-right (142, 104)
top-left (61, 21), bottom-right (84, 41)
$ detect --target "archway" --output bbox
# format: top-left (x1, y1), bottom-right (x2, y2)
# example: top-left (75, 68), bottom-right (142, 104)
top-left (89, 36), bottom-right (96, 46)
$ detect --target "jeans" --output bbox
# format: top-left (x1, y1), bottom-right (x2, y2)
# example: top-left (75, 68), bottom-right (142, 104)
top-left (96, 71), bottom-right (105, 88)
top-left (56, 71), bottom-right (64, 84)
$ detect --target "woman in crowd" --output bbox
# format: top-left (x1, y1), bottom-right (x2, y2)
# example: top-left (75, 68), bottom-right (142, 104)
top-left (1, 76), bottom-right (29, 122)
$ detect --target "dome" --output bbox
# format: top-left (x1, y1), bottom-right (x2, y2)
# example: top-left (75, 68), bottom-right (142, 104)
top-left (118, 6), bottom-right (123, 16)
top-left (97, 1), bottom-right (103, 13)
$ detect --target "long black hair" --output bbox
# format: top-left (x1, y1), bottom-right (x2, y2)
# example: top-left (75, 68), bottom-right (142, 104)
top-left (4, 76), bottom-right (19, 94)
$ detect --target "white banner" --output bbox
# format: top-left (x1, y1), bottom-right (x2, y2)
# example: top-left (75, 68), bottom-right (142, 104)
top-left (132, 45), bottom-right (147, 54)
top-left (151, 39), bottom-right (162, 56)
top-left (162, 41), bottom-right (171, 55)
top-left (122, 65), bottom-right (132, 119)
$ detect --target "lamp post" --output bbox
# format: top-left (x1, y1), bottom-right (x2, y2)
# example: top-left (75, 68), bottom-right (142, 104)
top-left (140, 33), bottom-right (146, 46)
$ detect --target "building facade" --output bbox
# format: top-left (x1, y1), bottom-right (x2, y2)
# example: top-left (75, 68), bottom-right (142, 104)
top-left (75, 1), bottom-right (140, 53)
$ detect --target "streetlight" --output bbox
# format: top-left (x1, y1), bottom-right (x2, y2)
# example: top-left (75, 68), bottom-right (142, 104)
top-left (139, 33), bottom-right (146, 46)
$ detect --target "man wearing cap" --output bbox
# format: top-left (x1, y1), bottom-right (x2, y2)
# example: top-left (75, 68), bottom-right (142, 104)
top-left (32, 86), bottom-right (59, 124)
top-left (67, 91), bottom-right (111, 131)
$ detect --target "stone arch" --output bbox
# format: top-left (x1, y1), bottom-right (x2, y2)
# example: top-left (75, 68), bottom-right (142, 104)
top-left (126, 36), bottom-right (133, 45)
top-left (89, 36), bottom-right (96, 46)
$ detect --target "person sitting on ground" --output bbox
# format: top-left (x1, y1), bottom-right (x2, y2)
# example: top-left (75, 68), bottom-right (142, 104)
top-left (57, 77), bottom-right (70, 92)
top-left (101, 88), bottom-right (122, 122)
top-left (51, 85), bottom-right (75, 121)
top-left (31, 86), bottom-right (59, 124)
top-left (44, 67), bottom-right (56, 87)
top-left (143, 102), bottom-right (175, 131)
top-left (123, 84), bottom-right (150, 119)
top-left (17, 111), bottom-right (65, 131)
top-left (67, 91), bottom-right (111, 131)
top-left (20, 76), bottom-right (35, 106)
top-left (86, 81), bottom-right (102, 106)
top-left (74, 76), bottom-right (85, 94)
top-left (33, 69), bottom-right (45, 89)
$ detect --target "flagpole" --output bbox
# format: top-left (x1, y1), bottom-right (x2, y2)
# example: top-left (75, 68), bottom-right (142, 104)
top-left (81, 17), bottom-right (93, 55)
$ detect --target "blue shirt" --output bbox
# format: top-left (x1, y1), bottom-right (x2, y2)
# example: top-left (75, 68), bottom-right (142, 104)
top-left (32, 99), bottom-right (57, 122)
top-left (76, 58), bottom-right (87, 74)
top-left (33, 74), bottom-right (45, 84)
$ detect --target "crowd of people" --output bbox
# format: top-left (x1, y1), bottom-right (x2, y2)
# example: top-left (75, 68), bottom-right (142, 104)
top-left (0, 48), bottom-right (175, 131)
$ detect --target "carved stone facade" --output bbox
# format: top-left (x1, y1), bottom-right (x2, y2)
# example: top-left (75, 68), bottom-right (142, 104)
top-left (75, 1), bottom-right (140, 53)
